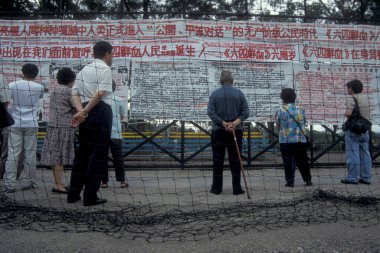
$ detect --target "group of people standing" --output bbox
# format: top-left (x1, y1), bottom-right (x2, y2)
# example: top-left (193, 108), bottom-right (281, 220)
top-left (0, 41), bottom-right (128, 206)
top-left (0, 40), bottom-right (373, 206)
top-left (207, 71), bottom-right (373, 194)
top-left (206, 71), bottom-right (312, 194)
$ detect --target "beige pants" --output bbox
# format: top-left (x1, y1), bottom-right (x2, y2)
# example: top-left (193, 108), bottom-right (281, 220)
top-left (4, 127), bottom-right (37, 189)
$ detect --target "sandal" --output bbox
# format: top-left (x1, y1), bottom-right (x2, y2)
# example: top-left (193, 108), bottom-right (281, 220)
top-left (120, 181), bottom-right (129, 188)
top-left (52, 187), bottom-right (68, 194)
top-left (101, 182), bottom-right (108, 188)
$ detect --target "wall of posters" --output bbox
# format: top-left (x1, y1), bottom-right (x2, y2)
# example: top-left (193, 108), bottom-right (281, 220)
top-left (1, 19), bottom-right (379, 124)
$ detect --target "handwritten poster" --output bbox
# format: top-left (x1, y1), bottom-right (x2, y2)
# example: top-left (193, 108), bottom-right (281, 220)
top-left (0, 19), bottom-right (379, 124)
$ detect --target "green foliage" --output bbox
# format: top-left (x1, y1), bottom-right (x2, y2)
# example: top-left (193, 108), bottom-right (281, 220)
top-left (0, 0), bottom-right (36, 16)
top-left (160, 0), bottom-right (233, 20)
top-left (0, 0), bottom-right (378, 23)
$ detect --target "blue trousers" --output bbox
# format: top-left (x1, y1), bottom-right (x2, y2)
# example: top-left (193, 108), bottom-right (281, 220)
top-left (345, 130), bottom-right (372, 182)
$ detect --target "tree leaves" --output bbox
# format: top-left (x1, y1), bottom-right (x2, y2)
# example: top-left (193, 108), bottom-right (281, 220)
top-left (0, 0), bottom-right (378, 23)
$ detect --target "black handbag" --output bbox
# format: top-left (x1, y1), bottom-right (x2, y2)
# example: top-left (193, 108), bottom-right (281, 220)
top-left (342, 97), bottom-right (371, 134)
top-left (283, 106), bottom-right (312, 149)
top-left (0, 102), bottom-right (14, 128)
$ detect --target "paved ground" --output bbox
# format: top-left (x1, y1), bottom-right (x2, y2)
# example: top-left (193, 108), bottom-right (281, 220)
top-left (2, 166), bottom-right (379, 207)
top-left (1, 222), bottom-right (380, 253)
top-left (1, 166), bottom-right (380, 252)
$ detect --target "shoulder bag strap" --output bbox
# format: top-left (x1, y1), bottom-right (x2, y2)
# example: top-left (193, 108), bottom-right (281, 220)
top-left (352, 96), bottom-right (361, 116)
top-left (282, 105), bottom-right (308, 139)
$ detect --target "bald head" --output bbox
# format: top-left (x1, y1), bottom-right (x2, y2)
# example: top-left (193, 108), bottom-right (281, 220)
top-left (220, 70), bottom-right (233, 85)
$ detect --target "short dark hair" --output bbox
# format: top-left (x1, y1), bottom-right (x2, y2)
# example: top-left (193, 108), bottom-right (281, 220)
top-left (22, 63), bottom-right (39, 79)
top-left (220, 70), bottom-right (233, 85)
top-left (57, 68), bottom-right (76, 85)
top-left (93, 41), bottom-right (113, 59)
top-left (280, 88), bottom-right (297, 103)
top-left (346, 79), bottom-right (363, 94)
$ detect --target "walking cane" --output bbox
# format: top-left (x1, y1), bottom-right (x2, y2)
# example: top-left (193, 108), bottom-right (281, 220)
top-left (232, 130), bottom-right (251, 199)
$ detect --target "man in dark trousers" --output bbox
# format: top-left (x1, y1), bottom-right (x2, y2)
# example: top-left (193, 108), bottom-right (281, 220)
top-left (68, 41), bottom-right (114, 206)
top-left (207, 70), bottom-right (250, 195)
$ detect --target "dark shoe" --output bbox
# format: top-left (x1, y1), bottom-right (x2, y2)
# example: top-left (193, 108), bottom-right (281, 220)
top-left (210, 189), bottom-right (222, 195)
top-left (83, 198), bottom-right (107, 206)
top-left (2, 187), bottom-right (16, 193)
top-left (358, 179), bottom-right (371, 185)
top-left (67, 194), bottom-right (81, 203)
top-left (52, 187), bottom-right (68, 194)
top-left (233, 189), bottom-right (245, 195)
top-left (21, 185), bottom-right (33, 191)
top-left (305, 181), bottom-right (313, 186)
top-left (341, 179), bottom-right (358, 185)
top-left (285, 183), bottom-right (294, 187)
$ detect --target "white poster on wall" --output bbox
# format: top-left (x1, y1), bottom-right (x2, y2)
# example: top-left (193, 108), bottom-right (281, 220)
top-left (294, 63), bottom-right (380, 125)
top-left (130, 61), bottom-right (294, 122)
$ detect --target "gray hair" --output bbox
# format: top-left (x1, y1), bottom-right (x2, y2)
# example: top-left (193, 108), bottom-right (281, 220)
top-left (220, 70), bottom-right (233, 85)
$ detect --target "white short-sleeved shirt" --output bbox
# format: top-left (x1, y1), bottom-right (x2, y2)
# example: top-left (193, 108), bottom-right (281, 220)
top-left (0, 74), bottom-right (10, 102)
top-left (72, 59), bottom-right (113, 106)
top-left (111, 95), bottom-right (126, 139)
top-left (9, 79), bottom-right (44, 128)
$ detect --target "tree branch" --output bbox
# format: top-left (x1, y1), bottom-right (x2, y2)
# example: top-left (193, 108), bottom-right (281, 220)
top-left (318, 0), bottom-right (333, 16)
top-left (123, 0), bottom-right (136, 19)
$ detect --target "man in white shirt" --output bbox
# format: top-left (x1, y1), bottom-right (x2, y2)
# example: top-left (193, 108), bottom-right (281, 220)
top-left (68, 41), bottom-right (114, 206)
top-left (3, 64), bottom-right (44, 193)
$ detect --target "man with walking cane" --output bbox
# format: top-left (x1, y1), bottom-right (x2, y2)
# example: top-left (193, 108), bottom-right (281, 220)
top-left (207, 70), bottom-right (250, 196)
